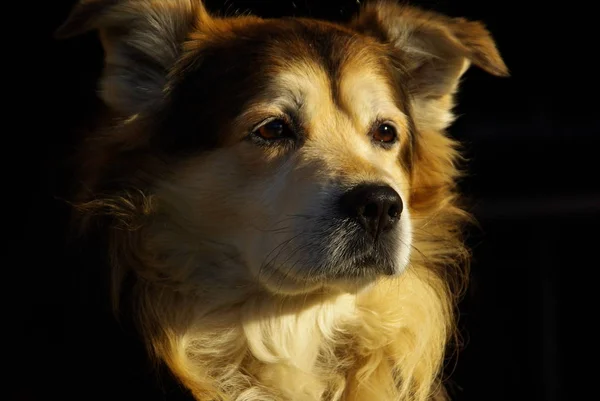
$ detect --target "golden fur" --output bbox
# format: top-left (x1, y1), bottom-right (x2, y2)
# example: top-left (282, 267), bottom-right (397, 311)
top-left (58, 1), bottom-right (508, 400)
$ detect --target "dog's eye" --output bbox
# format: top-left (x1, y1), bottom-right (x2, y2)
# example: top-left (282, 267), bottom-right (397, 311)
top-left (253, 119), bottom-right (294, 141)
top-left (372, 123), bottom-right (398, 144)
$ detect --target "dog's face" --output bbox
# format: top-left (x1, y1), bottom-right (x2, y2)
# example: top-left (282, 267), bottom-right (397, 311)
top-left (59, 0), bottom-right (507, 296)
top-left (155, 20), bottom-right (414, 294)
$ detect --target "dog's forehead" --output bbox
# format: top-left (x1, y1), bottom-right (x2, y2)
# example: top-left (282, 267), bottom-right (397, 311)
top-left (184, 17), bottom-right (392, 86)
top-left (245, 18), bottom-right (374, 63)
top-left (223, 19), bottom-right (403, 116)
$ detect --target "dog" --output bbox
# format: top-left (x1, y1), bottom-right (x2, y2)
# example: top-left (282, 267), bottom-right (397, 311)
top-left (56, 1), bottom-right (508, 400)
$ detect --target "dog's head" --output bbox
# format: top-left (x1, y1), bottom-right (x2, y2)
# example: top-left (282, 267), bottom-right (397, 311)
top-left (59, 0), bottom-right (507, 296)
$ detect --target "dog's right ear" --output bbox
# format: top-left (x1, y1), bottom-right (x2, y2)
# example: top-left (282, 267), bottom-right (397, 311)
top-left (56, 0), bottom-right (210, 115)
top-left (349, 1), bottom-right (508, 132)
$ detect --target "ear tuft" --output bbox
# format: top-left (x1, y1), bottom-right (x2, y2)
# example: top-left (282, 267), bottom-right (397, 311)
top-left (448, 17), bottom-right (509, 77)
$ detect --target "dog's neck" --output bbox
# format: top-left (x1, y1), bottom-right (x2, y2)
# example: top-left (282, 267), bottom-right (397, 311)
top-left (143, 278), bottom-right (358, 400)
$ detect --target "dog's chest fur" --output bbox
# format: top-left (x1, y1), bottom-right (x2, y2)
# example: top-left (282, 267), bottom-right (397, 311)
top-left (161, 273), bottom-right (446, 401)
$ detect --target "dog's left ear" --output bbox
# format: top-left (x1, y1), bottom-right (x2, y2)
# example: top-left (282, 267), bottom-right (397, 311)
top-left (350, 1), bottom-right (508, 130)
top-left (55, 0), bottom-right (209, 116)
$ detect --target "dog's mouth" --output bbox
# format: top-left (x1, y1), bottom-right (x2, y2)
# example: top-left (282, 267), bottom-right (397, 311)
top-left (255, 217), bottom-right (409, 294)
top-left (351, 249), bottom-right (396, 275)
top-left (328, 223), bottom-right (402, 277)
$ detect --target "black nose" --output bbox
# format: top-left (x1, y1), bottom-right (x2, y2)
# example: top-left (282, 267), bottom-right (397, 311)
top-left (339, 184), bottom-right (403, 239)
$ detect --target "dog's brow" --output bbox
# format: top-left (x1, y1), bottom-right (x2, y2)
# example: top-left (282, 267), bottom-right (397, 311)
top-left (276, 88), bottom-right (304, 111)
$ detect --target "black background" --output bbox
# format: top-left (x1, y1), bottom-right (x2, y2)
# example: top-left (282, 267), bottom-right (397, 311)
top-left (13, 1), bottom-right (598, 400)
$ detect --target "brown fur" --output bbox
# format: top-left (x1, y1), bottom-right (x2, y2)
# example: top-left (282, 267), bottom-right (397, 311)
top-left (58, 1), bottom-right (507, 400)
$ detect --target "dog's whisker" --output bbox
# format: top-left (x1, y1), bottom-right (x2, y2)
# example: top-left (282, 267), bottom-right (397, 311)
top-left (258, 232), bottom-right (306, 283)
top-left (272, 241), bottom-right (316, 292)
